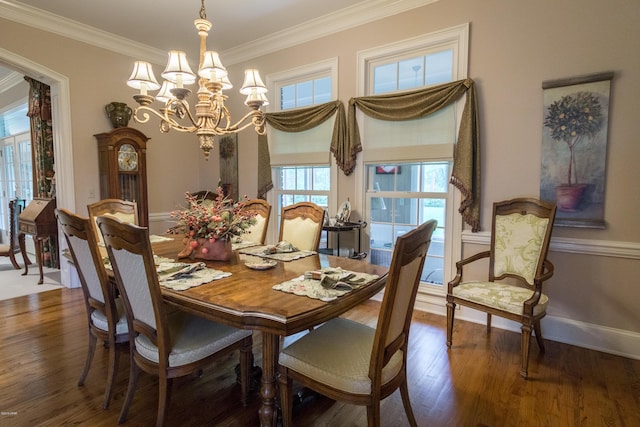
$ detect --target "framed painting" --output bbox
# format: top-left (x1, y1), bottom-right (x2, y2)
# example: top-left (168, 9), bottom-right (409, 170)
top-left (219, 134), bottom-right (239, 202)
top-left (540, 71), bottom-right (613, 228)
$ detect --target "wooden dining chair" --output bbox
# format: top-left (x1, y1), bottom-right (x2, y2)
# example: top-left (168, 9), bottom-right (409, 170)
top-left (97, 215), bottom-right (253, 427)
top-left (55, 208), bottom-right (129, 409)
top-left (278, 219), bottom-right (438, 427)
top-left (446, 198), bottom-right (557, 378)
top-left (0, 199), bottom-right (24, 269)
top-left (278, 201), bottom-right (325, 251)
top-left (87, 199), bottom-right (138, 246)
top-left (241, 198), bottom-right (271, 244)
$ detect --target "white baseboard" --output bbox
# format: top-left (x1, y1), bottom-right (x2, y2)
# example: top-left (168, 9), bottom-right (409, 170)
top-left (413, 296), bottom-right (640, 361)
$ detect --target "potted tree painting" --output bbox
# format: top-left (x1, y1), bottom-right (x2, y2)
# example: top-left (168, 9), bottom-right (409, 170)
top-left (543, 91), bottom-right (604, 211)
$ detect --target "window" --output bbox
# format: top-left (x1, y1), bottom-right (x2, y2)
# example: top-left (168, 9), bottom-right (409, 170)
top-left (267, 59), bottom-right (338, 239)
top-left (367, 162), bottom-right (448, 284)
top-left (357, 24), bottom-right (469, 290)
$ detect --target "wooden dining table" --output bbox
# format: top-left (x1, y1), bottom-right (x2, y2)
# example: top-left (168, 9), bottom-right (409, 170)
top-left (150, 237), bottom-right (389, 427)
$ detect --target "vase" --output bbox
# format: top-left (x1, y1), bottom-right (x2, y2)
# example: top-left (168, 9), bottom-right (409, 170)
top-left (555, 184), bottom-right (587, 212)
top-left (193, 238), bottom-right (233, 261)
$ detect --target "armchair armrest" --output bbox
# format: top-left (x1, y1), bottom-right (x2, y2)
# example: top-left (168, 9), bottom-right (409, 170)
top-left (448, 250), bottom-right (490, 290)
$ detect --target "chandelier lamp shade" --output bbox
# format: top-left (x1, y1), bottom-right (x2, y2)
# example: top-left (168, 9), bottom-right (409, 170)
top-left (126, 0), bottom-right (268, 160)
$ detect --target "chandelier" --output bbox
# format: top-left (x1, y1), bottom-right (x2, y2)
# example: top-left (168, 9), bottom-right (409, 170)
top-left (126, 0), bottom-right (268, 160)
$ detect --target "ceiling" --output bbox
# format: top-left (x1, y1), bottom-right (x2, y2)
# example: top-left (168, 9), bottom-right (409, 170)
top-left (0, 0), bottom-right (435, 92)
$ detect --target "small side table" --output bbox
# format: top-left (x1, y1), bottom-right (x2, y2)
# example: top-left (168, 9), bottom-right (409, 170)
top-left (321, 221), bottom-right (367, 259)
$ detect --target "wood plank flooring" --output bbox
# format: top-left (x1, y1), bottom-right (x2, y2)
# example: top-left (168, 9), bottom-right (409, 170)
top-left (0, 287), bottom-right (638, 426)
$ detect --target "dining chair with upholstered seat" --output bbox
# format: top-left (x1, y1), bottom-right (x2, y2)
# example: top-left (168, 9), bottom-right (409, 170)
top-left (55, 208), bottom-right (129, 409)
top-left (278, 201), bottom-right (325, 252)
top-left (241, 198), bottom-right (271, 245)
top-left (87, 199), bottom-right (138, 246)
top-left (278, 219), bottom-right (438, 427)
top-left (446, 197), bottom-right (557, 378)
top-left (0, 199), bottom-right (25, 269)
top-left (97, 215), bottom-right (253, 427)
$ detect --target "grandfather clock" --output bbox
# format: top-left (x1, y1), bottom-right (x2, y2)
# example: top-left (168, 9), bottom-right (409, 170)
top-left (94, 127), bottom-right (149, 226)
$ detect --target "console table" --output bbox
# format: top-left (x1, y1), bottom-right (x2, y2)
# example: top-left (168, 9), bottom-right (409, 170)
top-left (321, 221), bottom-right (367, 259)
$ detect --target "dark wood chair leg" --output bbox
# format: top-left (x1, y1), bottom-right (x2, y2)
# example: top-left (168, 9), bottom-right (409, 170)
top-left (278, 367), bottom-right (293, 427)
top-left (533, 320), bottom-right (546, 352)
top-left (118, 357), bottom-right (139, 424)
top-left (520, 324), bottom-right (533, 379)
top-left (399, 376), bottom-right (418, 427)
top-left (446, 301), bottom-right (455, 347)
top-left (78, 332), bottom-right (97, 386)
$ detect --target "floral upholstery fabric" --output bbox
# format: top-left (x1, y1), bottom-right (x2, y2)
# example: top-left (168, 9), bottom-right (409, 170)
top-left (452, 281), bottom-right (548, 316)
top-left (494, 213), bottom-right (549, 285)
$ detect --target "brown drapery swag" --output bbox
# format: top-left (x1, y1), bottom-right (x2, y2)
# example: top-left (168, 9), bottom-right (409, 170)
top-left (25, 76), bottom-right (59, 267)
top-left (346, 78), bottom-right (481, 232)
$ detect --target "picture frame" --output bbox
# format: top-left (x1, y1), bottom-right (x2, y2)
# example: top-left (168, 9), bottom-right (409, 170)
top-left (540, 72), bottom-right (613, 228)
top-left (376, 165), bottom-right (401, 175)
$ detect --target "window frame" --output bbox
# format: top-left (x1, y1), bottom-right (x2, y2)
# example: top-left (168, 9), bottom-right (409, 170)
top-left (265, 58), bottom-right (339, 243)
top-left (355, 23), bottom-right (469, 298)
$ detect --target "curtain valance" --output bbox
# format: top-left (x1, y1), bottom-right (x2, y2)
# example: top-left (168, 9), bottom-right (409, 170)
top-left (344, 78), bottom-right (480, 231)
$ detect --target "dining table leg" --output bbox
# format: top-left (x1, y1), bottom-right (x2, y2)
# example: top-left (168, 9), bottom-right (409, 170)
top-left (259, 332), bottom-right (280, 427)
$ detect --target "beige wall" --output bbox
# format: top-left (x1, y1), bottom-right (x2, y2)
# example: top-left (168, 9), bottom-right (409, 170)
top-left (1, 0), bottom-right (638, 350)
top-left (227, 0), bottom-right (640, 342)
top-left (0, 18), bottom-right (210, 224)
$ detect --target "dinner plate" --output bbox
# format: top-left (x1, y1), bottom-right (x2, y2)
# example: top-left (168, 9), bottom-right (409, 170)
top-left (337, 200), bottom-right (351, 222)
top-left (245, 260), bottom-right (278, 270)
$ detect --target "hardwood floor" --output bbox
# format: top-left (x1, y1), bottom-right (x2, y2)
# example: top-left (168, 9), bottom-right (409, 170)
top-left (0, 287), bottom-right (638, 426)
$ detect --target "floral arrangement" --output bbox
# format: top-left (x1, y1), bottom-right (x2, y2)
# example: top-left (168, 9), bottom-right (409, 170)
top-left (168, 187), bottom-right (256, 243)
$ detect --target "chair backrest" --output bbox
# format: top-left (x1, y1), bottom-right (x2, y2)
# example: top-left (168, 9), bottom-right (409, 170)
top-left (489, 198), bottom-right (556, 287)
top-left (55, 208), bottom-right (117, 324)
top-left (369, 219), bottom-right (437, 383)
top-left (97, 215), bottom-right (170, 361)
top-left (242, 199), bottom-right (271, 244)
top-left (279, 202), bottom-right (325, 251)
top-left (87, 199), bottom-right (138, 246)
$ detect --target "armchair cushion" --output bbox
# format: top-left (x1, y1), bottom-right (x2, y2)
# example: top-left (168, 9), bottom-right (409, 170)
top-left (494, 213), bottom-right (550, 285)
top-left (279, 317), bottom-right (403, 395)
top-left (452, 281), bottom-right (548, 316)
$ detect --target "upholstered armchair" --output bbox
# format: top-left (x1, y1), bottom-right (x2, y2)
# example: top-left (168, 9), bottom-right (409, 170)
top-left (446, 198), bottom-right (557, 378)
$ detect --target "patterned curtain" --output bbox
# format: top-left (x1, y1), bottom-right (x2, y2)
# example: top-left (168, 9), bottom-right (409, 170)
top-left (24, 77), bottom-right (58, 268)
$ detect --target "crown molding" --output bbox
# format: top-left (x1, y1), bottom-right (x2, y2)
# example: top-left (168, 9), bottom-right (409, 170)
top-left (0, 0), bottom-right (165, 64)
top-left (0, 0), bottom-right (438, 67)
top-left (222, 0), bottom-right (439, 65)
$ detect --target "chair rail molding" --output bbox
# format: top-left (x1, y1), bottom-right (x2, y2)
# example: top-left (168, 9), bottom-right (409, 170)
top-left (462, 230), bottom-right (640, 260)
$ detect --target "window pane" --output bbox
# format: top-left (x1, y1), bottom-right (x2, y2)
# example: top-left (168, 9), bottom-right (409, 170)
top-left (373, 63), bottom-right (397, 94)
top-left (398, 57), bottom-right (424, 90)
top-left (421, 163), bottom-right (450, 192)
top-left (314, 77), bottom-right (332, 104)
top-left (395, 164), bottom-right (420, 192)
top-left (296, 81), bottom-right (313, 107)
top-left (281, 85), bottom-right (296, 110)
top-left (425, 50), bottom-right (453, 85)
top-left (393, 198), bottom-right (419, 225)
top-left (313, 168), bottom-right (330, 191)
top-left (421, 198), bottom-right (445, 225)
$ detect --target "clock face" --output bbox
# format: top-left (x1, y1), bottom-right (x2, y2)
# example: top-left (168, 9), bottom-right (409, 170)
top-left (118, 143), bottom-right (138, 171)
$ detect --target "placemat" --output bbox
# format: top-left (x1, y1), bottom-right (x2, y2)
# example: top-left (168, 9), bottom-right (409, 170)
top-left (232, 240), bottom-right (260, 251)
top-left (272, 267), bottom-right (379, 301)
top-left (238, 245), bottom-right (316, 262)
top-left (158, 262), bottom-right (231, 291)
